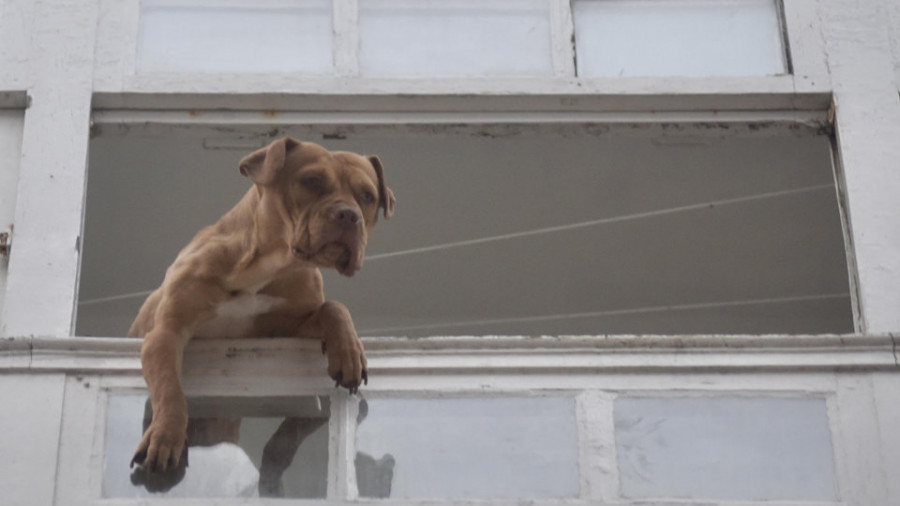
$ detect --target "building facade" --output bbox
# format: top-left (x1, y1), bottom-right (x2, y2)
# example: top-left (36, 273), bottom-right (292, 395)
top-left (1, 0), bottom-right (900, 504)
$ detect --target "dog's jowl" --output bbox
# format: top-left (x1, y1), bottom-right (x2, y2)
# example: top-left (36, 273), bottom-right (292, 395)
top-left (127, 137), bottom-right (395, 474)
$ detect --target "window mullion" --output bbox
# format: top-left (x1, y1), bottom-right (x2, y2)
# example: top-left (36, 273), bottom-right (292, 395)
top-left (577, 391), bottom-right (618, 502)
top-left (549, 0), bottom-right (577, 77)
top-left (781, 0), bottom-right (830, 91)
top-left (333, 0), bottom-right (360, 77)
top-left (328, 391), bottom-right (360, 500)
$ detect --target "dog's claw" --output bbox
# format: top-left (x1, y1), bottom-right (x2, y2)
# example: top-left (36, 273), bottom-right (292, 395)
top-left (321, 342), bottom-right (327, 355)
top-left (131, 450), bottom-right (147, 469)
top-left (362, 370), bottom-right (368, 385)
top-left (333, 371), bottom-right (343, 388)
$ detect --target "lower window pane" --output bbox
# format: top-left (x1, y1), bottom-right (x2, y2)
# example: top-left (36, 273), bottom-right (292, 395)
top-left (103, 395), bottom-right (329, 498)
top-left (354, 397), bottom-right (579, 498)
top-left (615, 396), bottom-right (838, 501)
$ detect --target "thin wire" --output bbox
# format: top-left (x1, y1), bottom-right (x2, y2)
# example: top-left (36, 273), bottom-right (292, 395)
top-left (78, 289), bottom-right (156, 306)
top-left (365, 184), bottom-right (834, 261)
top-left (77, 184), bottom-right (834, 306)
top-left (358, 293), bottom-right (851, 335)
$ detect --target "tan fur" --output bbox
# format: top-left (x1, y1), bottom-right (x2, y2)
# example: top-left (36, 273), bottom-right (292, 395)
top-left (128, 137), bottom-right (395, 472)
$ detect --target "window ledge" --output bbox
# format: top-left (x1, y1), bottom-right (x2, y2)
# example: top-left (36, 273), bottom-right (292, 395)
top-left (0, 334), bottom-right (896, 375)
top-left (92, 81), bottom-right (830, 114)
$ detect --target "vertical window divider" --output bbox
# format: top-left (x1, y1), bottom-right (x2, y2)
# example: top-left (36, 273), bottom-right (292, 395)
top-left (327, 391), bottom-right (360, 500)
top-left (333, 0), bottom-right (361, 77)
top-left (576, 391), bottom-right (619, 502)
top-left (549, 0), bottom-right (577, 77)
top-left (781, 0), bottom-right (830, 91)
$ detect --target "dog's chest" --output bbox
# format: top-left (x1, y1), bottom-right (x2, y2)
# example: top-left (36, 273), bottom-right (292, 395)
top-left (194, 291), bottom-right (286, 338)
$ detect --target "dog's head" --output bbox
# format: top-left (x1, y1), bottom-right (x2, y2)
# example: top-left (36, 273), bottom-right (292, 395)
top-left (239, 137), bottom-right (395, 277)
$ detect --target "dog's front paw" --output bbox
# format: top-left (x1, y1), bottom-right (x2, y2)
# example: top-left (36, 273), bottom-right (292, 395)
top-left (130, 455), bottom-right (187, 493)
top-left (323, 336), bottom-right (368, 393)
top-left (131, 415), bottom-right (189, 473)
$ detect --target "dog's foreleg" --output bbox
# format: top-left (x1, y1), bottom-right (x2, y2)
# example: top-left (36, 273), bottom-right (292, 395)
top-left (298, 301), bottom-right (368, 393)
top-left (131, 278), bottom-right (223, 473)
top-left (131, 327), bottom-right (191, 473)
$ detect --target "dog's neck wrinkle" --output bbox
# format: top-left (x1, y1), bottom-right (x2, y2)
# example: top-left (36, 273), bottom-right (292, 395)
top-left (228, 187), bottom-right (287, 256)
top-left (217, 188), bottom-right (292, 291)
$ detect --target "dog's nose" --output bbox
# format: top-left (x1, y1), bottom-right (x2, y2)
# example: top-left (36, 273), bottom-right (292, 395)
top-left (331, 205), bottom-right (362, 226)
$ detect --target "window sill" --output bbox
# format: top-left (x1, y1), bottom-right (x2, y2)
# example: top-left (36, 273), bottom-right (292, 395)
top-left (0, 334), bottom-right (895, 375)
top-left (92, 75), bottom-right (828, 114)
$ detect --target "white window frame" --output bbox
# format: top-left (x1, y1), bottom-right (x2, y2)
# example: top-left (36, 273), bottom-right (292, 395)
top-left (15, 334), bottom-right (894, 505)
top-left (92, 0), bottom-right (828, 97)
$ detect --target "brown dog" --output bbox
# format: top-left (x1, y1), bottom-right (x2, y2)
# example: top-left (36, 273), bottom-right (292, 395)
top-left (128, 137), bottom-right (395, 473)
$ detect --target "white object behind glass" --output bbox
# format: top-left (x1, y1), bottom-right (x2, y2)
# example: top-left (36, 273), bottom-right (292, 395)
top-left (359, 0), bottom-right (554, 77)
top-left (574, 0), bottom-right (787, 77)
top-left (137, 0), bottom-right (332, 74)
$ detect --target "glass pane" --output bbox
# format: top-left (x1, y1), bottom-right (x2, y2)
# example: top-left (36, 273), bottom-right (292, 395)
top-left (354, 397), bottom-right (579, 498)
top-left (0, 111), bottom-right (24, 324)
top-left (104, 395), bottom-right (329, 498)
top-left (359, 0), bottom-right (553, 77)
top-left (137, 0), bottom-right (332, 74)
top-left (615, 397), bottom-right (838, 500)
top-left (573, 0), bottom-right (787, 77)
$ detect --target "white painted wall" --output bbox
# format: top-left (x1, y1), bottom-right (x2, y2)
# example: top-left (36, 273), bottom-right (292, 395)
top-left (0, 0), bottom-right (97, 338)
top-left (0, 374), bottom-right (66, 506)
top-left (821, 0), bottom-right (900, 333)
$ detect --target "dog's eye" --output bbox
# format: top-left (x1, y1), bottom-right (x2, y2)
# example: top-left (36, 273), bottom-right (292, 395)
top-left (361, 191), bottom-right (377, 205)
top-left (300, 177), bottom-right (325, 193)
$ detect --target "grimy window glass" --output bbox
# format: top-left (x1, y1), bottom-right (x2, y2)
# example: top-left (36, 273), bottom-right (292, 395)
top-left (574, 0), bottom-right (787, 77)
top-left (103, 395), bottom-right (330, 499)
top-left (137, 0), bottom-right (333, 74)
top-left (615, 396), bottom-right (838, 501)
top-left (358, 0), bottom-right (554, 77)
top-left (355, 397), bottom-right (580, 498)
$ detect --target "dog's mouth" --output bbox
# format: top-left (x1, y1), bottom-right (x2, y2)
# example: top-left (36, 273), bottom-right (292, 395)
top-left (292, 242), bottom-right (362, 277)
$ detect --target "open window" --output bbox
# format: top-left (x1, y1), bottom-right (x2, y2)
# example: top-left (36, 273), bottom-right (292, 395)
top-left (76, 117), bottom-right (852, 337)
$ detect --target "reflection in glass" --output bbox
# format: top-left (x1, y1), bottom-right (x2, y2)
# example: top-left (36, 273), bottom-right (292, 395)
top-left (615, 397), bottom-right (838, 501)
top-left (355, 397), bottom-right (579, 499)
top-left (573, 0), bottom-right (786, 77)
top-left (354, 399), bottom-right (396, 498)
top-left (359, 0), bottom-right (553, 77)
top-left (104, 395), bottom-right (329, 498)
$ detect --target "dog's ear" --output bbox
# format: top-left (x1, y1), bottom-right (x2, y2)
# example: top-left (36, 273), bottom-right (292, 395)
top-left (239, 137), bottom-right (300, 185)
top-left (369, 155), bottom-right (396, 219)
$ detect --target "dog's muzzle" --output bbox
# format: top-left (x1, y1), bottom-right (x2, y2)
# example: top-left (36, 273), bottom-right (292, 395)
top-left (293, 203), bottom-right (367, 276)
